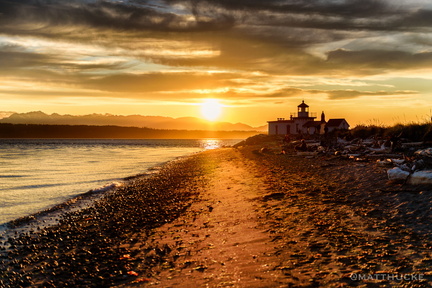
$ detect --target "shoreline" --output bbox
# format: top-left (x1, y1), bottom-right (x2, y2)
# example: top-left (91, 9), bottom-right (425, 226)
top-left (1, 145), bottom-right (432, 287)
top-left (0, 154), bottom-right (181, 234)
top-left (0, 138), bottom-right (222, 228)
top-left (0, 151), bottom-right (202, 254)
top-left (0, 147), bottom-right (217, 287)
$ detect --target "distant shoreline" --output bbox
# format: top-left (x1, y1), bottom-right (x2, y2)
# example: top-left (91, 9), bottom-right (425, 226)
top-left (0, 123), bottom-right (261, 139)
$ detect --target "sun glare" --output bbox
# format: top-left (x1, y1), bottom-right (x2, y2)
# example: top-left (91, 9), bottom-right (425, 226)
top-left (201, 99), bottom-right (222, 121)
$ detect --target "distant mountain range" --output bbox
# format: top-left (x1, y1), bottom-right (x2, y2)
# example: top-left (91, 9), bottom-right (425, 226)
top-left (0, 111), bottom-right (267, 132)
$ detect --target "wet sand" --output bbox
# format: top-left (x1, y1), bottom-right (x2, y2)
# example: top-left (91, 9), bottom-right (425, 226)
top-left (1, 146), bottom-right (432, 287)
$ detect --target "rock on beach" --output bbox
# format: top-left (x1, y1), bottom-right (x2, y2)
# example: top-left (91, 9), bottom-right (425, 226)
top-left (387, 167), bottom-right (410, 182)
top-left (408, 170), bottom-right (432, 185)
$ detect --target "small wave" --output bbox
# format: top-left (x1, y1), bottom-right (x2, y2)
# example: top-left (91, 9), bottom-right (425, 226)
top-left (1, 182), bottom-right (125, 238)
top-left (8, 183), bottom-right (62, 190)
top-left (89, 182), bottom-right (123, 193)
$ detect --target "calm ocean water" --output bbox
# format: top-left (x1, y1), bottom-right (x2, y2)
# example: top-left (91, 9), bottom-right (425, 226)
top-left (0, 139), bottom-right (240, 225)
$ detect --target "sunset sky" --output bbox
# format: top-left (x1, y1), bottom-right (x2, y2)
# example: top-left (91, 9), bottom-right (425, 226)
top-left (1, 0), bottom-right (432, 127)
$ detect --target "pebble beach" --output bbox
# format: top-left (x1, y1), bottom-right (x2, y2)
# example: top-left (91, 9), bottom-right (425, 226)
top-left (1, 141), bottom-right (432, 287)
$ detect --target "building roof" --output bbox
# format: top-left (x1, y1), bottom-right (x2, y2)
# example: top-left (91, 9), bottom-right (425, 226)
top-left (298, 100), bottom-right (309, 108)
top-left (326, 118), bottom-right (349, 127)
top-left (267, 119), bottom-right (294, 123)
top-left (303, 121), bottom-right (322, 127)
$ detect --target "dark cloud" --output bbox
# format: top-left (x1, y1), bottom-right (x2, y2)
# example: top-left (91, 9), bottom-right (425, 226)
top-left (190, 86), bottom-right (306, 100)
top-left (323, 89), bottom-right (418, 100)
top-left (0, 0), bottom-right (234, 34)
top-left (0, 44), bottom-right (131, 78)
top-left (0, 0), bottom-right (428, 38)
top-left (327, 49), bottom-right (432, 73)
top-left (401, 9), bottom-right (432, 28)
top-left (81, 72), bottom-right (241, 94)
top-left (0, 89), bottom-right (100, 98)
top-left (147, 34), bottom-right (329, 75)
top-left (261, 88), bottom-right (305, 98)
top-left (169, 0), bottom-right (393, 17)
top-left (0, 45), bottom-right (52, 68)
top-left (166, 0), bottom-right (420, 32)
top-left (1, 0), bottom-right (430, 55)
top-left (240, 87), bottom-right (418, 100)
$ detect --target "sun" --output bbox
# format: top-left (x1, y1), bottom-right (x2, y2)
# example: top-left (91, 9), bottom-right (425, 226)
top-left (200, 98), bottom-right (223, 121)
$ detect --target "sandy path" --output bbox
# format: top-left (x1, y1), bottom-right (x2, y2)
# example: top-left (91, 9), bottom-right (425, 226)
top-left (131, 149), bottom-right (288, 287)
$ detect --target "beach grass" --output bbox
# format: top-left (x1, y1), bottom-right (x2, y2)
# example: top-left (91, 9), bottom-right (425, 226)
top-left (351, 121), bottom-right (432, 142)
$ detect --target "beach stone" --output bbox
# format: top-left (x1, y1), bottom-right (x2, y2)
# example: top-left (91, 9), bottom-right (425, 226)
top-left (414, 148), bottom-right (432, 157)
top-left (407, 170), bottom-right (432, 185)
top-left (387, 167), bottom-right (410, 182)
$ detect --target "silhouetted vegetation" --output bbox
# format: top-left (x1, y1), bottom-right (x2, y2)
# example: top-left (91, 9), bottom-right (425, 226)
top-left (0, 123), bottom-right (258, 139)
top-left (350, 122), bottom-right (432, 142)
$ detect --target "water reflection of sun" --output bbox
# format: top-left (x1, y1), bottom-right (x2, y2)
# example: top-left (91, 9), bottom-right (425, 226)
top-left (200, 99), bottom-right (222, 121)
top-left (200, 139), bottom-right (221, 150)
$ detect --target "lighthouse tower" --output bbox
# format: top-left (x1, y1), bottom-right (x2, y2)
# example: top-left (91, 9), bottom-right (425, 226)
top-left (297, 100), bottom-right (309, 118)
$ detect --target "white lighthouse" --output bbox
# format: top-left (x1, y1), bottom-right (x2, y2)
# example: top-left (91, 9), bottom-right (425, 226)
top-left (267, 100), bottom-right (349, 136)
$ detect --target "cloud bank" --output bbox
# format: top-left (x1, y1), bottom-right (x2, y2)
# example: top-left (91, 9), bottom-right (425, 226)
top-left (0, 0), bottom-right (431, 116)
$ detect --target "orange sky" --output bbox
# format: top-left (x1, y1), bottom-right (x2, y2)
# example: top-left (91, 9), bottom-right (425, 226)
top-left (1, 0), bottom-right (432, 127)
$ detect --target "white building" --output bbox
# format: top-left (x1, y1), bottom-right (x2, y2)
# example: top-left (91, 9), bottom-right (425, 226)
top-left (267, 101), bottom-right (349, 135)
